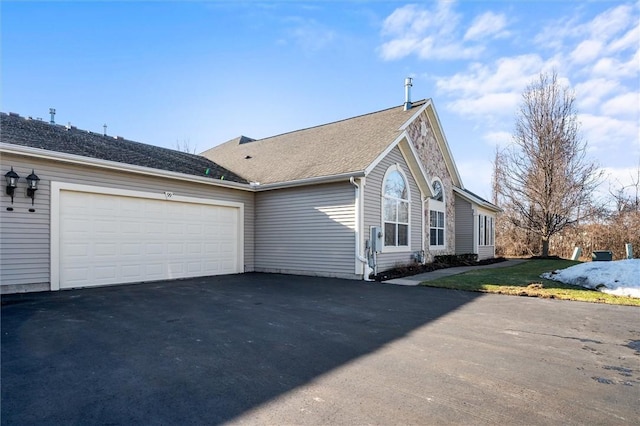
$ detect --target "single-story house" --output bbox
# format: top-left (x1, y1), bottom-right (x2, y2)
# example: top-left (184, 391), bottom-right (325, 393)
top-left (1, 95), bottom-right (499, 293)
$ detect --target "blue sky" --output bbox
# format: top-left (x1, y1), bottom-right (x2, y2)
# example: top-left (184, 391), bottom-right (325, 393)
top-left (2, 1), bottom-right (638, 200)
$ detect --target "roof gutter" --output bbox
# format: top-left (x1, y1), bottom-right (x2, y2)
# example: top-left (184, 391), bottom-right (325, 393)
top-left (0, 143), bottom-right (254, 192)
top-left (251, 171), bottom-right (366, 191)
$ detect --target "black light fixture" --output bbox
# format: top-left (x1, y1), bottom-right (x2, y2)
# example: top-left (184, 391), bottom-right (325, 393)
top-left (26, 169), bottom-right (40, 205)
top-left (5, 167), bottom-right (19, 204)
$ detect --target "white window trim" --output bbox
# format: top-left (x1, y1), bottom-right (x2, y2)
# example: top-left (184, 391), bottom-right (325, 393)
top-left (428, 178), bottom-right (446, 249)
top-left (381, 164), bottom-right (411, 252)
top-left (478, 213), bottom-right (495, 247)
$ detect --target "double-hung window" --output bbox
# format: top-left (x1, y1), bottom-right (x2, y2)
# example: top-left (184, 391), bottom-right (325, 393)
top-left (429, 179), bottom-right (445, 248)
top-left (430, 210), bottom-right (445, 246)
top-left (383, 166), bottom-right (410, 248)
top-left (478, 214), bottom-right (494, 246)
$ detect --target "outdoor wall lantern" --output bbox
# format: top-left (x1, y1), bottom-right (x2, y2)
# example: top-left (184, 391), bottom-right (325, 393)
top-left (5, 167), bottom-right (19, 204)
top-left (26, 170), bottom-right (40, 205)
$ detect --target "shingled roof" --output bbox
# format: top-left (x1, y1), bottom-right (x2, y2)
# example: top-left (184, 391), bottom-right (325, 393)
top-left (201, 100), bottom-right (428, 185)
top-left (0, 112), bottom-right (248, 184)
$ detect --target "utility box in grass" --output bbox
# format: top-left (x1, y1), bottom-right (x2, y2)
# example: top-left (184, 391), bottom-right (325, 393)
top-left (592, 251), bottom-right (613, 261)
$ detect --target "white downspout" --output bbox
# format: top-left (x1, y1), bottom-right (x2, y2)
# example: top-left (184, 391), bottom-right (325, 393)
top-left (422, 195), bottom-right (427, 262)
top-left (350, 177), bottom-right (373, 281)
top-left (472, 208), bottom-right (479, 256)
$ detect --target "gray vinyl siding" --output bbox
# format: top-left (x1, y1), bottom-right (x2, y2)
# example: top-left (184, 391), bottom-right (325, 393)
top-left (454, 194), bottom-right (474, 255)
top-left (254, 182), bottom-right (357, 279)
top-left (0, 153), bottom-right (255, 292)
top-left (364, 146), bottom-right (422, 272)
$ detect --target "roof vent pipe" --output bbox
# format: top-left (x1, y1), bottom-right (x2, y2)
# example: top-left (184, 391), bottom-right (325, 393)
top-left (404, 77), bottom-right (413, 111)
top-left (49, 108), bottom-right (56, 124)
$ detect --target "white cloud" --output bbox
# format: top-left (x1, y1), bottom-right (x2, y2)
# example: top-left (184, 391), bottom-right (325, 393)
top-left (447, 92), bottom-right (520, 117)
top-left (574, 78), bottom-right (621, 110)
top-left (601, 92), bottom-right (640, 118)
top-left (379, 37), bottom-right (421, 60)
top-left (591, 48), bottom-right (640, 78)
top-left (570, 40), bottom-right (604, 65)
top-left (463, 11), bottom-right (508, 41)
top-left (603, 166), bottom-right (640, 188)
top-left (483, 131), bottom-right (513, 148)
top-left (608, 21), bottom-right (640, 53)
top-left (381, 4), bottom-right (431, 37)
top-left (436, 55), bottom-right (540, 95)
top-left (379, 1), bottom-right (487, 61)
top-left (578, 113), bottom-right (638, 152)
top-left (584, 4), bottom-right (636, 44)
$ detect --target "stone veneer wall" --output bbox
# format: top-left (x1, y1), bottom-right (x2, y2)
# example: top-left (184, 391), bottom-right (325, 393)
top-left (406, 114), bottom-right (456, 262)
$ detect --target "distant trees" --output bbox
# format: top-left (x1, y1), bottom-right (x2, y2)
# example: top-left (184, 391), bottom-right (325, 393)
top-left (494, 72), bottom-right (602, 257)
top-left (176, 139), bottom-right (197, 154)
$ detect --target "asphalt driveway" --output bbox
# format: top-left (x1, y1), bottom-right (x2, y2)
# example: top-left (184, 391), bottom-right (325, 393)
top-left (2, 273), bottom-right (638, 425)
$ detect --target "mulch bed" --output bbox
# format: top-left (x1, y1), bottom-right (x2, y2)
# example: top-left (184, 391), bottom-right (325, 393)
top-left (372, 257), bottom-right (507, 281)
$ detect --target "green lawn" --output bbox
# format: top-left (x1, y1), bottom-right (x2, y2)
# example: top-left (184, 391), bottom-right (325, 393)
top-left (421, 259), bottom-right (640, 306)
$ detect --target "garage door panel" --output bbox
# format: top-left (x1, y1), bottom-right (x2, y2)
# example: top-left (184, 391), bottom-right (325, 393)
top-left (94, 266), bottom-right (118, 281)
top-left (59, 190), bottom-right (240, 289)
top-left (146, 243), bottom-right (164, 255)
top-left (121, 243), bottom-right (142, 255)
top-left (95, 243), bottom-right (118, 257)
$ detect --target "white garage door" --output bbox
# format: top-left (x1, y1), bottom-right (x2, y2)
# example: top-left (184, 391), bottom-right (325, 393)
top-left (58, 190), bottom-right (241, 289)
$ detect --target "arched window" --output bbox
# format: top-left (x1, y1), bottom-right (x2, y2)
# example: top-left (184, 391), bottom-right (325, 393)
top-left (429, 178), bottom-right (445, 247)
top-left (383, 166), bottom-right (410, 248)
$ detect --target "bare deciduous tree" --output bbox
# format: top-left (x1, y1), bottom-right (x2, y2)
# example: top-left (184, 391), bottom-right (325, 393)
top-left (175, 138), bottom-right (197, 154)
top-left (496, 71), bottom-right (602, 257)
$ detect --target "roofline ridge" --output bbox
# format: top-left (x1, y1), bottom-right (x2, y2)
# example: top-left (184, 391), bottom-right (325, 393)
top-left (252, 99), bottom-right (428, 143)
top-left (1, 110), bottom-right (211, 158)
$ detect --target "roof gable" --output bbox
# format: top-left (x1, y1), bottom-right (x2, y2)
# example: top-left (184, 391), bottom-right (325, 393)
top-left (0, 112), bottom-right (247, 184)
top-left (400, 100), bottom-right (463, 188)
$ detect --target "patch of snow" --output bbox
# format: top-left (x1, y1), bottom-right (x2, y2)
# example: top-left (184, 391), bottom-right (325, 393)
top-left (541, 259), bottom-right (640, 298)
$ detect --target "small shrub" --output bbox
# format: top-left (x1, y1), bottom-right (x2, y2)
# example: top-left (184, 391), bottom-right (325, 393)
top-left (372, 255), bottom-right (507, 281)
top-left (434, 253), bottom-right (478, 266)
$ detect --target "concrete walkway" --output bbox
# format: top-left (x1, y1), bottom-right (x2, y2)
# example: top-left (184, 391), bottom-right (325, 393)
top-left (386, 258), bottom-right (528, 286)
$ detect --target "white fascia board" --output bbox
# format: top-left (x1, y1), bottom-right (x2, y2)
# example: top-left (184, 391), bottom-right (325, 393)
top-left (364, 132), bottom-right (406, 176)
top-left (399, 100), bottom-right (431, 131)
top-left (453, 186), bottom-right (502, 213)
top-left (423, 100), bottom-right (464, 188)
top-left (398, 134), bottom-right (433, 198)
top-left (363, 131), bottom-right (433, 198)
top-left (1, 143), bottom-right (254, 192)
top-left (252, 170), bottom-right (366, 191)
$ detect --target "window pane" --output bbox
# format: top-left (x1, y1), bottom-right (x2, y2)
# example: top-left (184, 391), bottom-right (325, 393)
top-left (384, 171), bottom-right (407, 199)
top-left (437, 211), bottom-right (445, 227)
top-left (432, 180), bottom-right (443, 201)
top-left (430, 228), bottom-right (437, 246)
top-left (398, 224), bottom-right (408, 246)
top-left (438, 229), bottom-right (444, 245)
top-left (384, 223), bottom-right (396, 246)
top-left (383, 199), bottom-right (396, 221)
top-left (398, 201), bottom-right (409, 223)
top-left (430, 211), bottom-right (437, 227)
